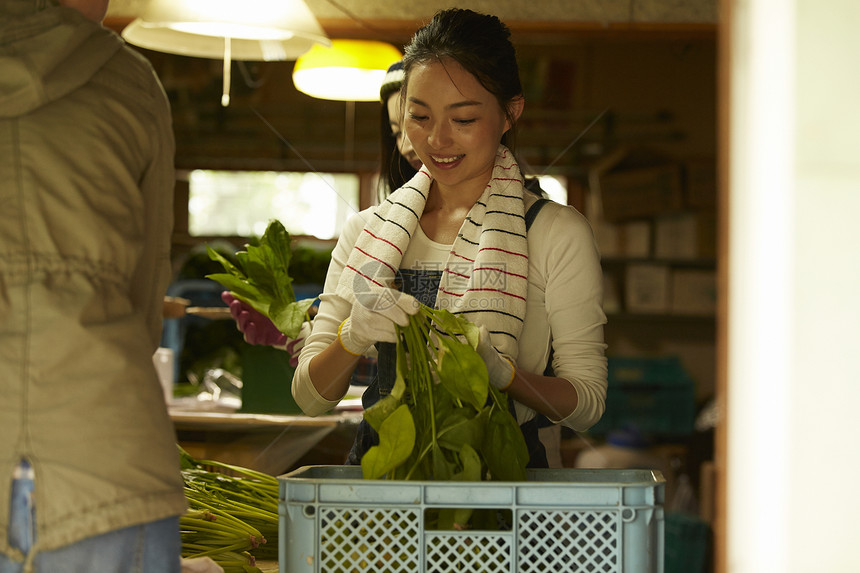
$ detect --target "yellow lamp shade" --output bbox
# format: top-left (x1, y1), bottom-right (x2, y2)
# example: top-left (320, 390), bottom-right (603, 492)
top-left (292, 40), bottom-right (403, 101)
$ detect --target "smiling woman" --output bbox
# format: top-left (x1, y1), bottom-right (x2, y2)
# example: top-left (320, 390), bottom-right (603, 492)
top-left (279, 8), bottom-right (608, 472)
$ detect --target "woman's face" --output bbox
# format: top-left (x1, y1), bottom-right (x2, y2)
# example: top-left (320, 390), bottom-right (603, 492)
top-left (386, 92), bottom-right (422, 171)
top-left (404, 58), bottom-right (516, 195)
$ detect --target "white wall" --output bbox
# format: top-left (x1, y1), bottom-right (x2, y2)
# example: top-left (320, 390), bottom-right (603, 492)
top-left (727, 0), bottom-right (860, 571)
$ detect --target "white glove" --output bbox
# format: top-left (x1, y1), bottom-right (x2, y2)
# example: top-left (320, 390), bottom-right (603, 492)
top-left (338, 288), bottom-right (420, 355)
top-left (476, 325), bottom-right (516, 391)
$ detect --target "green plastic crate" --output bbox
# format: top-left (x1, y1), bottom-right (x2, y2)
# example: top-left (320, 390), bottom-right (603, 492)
top-left (279, 465), bottom-right (665, 573)
top-left (591, 356), bottom-right (696, 438)
top-left (665, 512), bottom-right (710, 573)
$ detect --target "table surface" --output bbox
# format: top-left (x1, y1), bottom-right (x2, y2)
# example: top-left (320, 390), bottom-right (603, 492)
top-left (171, 407), bottom-right (361, 475)
top-left (170, 408), bottom-right (360, 430)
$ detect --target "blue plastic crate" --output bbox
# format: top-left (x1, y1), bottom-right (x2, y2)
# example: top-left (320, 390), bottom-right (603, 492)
top-left (591, 356), bottom-right (696, 438)
top-left (279, 466), bottom-right (665, 573)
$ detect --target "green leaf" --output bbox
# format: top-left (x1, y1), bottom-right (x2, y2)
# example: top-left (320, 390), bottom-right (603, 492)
top-left (482, 406), bottom-right (529, 482)
top-left (207, 246), bottom-right (243, 277)
top-left (361, 404), bottom-right (416, 480)
top-left (205, 273), bottom-right (270, 316)
top-left (453, 443), bottom-right (482, 481)
top-left (205, 219), bottom-right (313, 340)
top-left (243, 243), bottom-right (277, 294)
top-left (431, 446), bottom-right (455, 481)
top-left (363, 393), bottom-right (401, 433)
top-left (437, 408), bottom-right (486, 453)
top-left (263, 220), bottom-right (294, 299)
top-left (269, 298), bottom-right (315, 338)
top-left (424, 308), bottom-right (481, 348)
top-left (436, 336), bottom-right (488, 410)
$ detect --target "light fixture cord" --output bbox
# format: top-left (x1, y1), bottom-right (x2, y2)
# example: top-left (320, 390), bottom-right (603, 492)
top-left (221, 37), bottom-right (232, 107)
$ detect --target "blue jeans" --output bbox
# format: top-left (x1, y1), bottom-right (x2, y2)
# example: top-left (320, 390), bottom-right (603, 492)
top-left (1, 461), bottom-right (181, 573)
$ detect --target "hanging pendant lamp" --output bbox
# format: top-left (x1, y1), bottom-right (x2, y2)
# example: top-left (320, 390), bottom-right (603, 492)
top-left (292, 39), bottom-right (402, 102)
top-left (122, 0), bottom-right (330, 106)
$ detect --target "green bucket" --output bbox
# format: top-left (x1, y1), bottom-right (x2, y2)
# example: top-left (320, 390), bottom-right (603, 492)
top-left (239, 344), bottom-right (303, 414)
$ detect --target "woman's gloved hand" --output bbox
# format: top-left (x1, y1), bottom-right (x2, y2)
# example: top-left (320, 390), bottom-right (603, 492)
top-left (476, 325), bottom-right (516, 391)
top-left (222, 291), bottom-right (286, 346)
top-left (338, 289), bottom-right (420, 356)
top-left (222, 291), bottom-right (312, 366)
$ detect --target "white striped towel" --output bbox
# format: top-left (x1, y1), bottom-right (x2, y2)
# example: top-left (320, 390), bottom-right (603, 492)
top-left (336, 145), bottom-right (528, 361)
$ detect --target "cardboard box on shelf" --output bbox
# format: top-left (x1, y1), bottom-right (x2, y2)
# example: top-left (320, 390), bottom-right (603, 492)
top-left (671, 269), bottom-right (717, 316)
top-left (599, 164), bottom-right (684, 222)
top-left (625, 263), bottom-right (670, 313)
top-left (595, 219), bottom-right (652, 258)
top-left (654, 212), bottom-right (717, 260)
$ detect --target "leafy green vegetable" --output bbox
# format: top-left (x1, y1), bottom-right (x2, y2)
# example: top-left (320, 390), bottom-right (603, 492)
top-left (360, 305), bottom-right (530, 501)
top-left (178, 446), bottom-right (278, 571)
top-left (206, 219), bottom-right (316, 338)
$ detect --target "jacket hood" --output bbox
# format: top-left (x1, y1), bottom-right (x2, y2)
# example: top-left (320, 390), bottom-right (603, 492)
top-left (0, 0), bottom-right (123, 117)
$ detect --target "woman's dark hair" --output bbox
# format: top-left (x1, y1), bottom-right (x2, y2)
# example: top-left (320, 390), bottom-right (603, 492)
top-left (378, 102), bottom-right (418, 200)
top-left (401, 9), bottom-right (523, 151)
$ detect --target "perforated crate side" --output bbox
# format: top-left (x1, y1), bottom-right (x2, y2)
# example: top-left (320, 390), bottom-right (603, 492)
top-left (279, 466), bottom-right (665, 573)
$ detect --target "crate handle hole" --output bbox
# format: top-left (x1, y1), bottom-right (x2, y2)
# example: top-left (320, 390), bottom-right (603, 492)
top-left (621, 508), bottom-right (636, 522)
top-left (303, 505), bottom-right (316, 518)
top-left (424, 507), bottom-right (513, 531)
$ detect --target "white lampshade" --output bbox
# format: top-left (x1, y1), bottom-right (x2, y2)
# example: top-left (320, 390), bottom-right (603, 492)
top-left (293, 40), bottom-right (402, 101)
top-left (121, 0), bottom-right (330, 62)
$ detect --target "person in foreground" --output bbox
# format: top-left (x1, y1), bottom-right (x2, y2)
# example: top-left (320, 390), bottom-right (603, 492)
top-left (290, 8), bottom-right (608, 468)
top-left (0, 1), bottom-right (186, 571)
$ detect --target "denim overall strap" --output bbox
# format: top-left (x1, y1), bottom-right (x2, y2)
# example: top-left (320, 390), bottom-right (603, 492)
top-left (346, 198), bottom-right (553, 467)
top-left (510, 198), bottom-right (553, 468)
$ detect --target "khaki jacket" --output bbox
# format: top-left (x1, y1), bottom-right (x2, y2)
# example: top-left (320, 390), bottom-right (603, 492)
top-left (0, 0), bottom-right (186, 556)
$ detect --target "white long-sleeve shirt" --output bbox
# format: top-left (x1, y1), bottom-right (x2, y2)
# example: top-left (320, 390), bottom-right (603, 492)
top-left (293, 194), bottom-right (608, 432)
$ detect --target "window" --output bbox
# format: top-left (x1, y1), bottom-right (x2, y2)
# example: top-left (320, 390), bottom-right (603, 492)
top-left (188, 170), bottom-right (360, 239)
top-left (535, 174), bottom-right (568, 205)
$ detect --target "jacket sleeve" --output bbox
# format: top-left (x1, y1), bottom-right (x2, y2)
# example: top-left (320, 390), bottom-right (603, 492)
top-left (129, 64), bottom-right (175, 349)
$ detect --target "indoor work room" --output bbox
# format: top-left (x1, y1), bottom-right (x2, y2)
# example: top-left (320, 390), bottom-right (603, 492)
top-left (2, 1), bottom-right (857, 572)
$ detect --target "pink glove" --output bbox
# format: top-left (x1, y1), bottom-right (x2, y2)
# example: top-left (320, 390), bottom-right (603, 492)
top-left (221, 291), bottom-right (287, 347)
top-left (221, 292), bottom-right (311, 367)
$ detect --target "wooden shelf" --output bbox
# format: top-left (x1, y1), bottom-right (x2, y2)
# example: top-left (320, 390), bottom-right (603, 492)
top-left (606, 312), bottom-right (715, 324)
top-left (601, 257), bottom-right (716, 268)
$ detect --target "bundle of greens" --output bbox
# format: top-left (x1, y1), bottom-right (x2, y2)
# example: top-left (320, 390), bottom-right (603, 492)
top-left (361, 304), bottom-right (530, 528)
top-left (206, 219), bottom-right (315, 339)
top-left (178, 447), bottom-right (278, 572)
